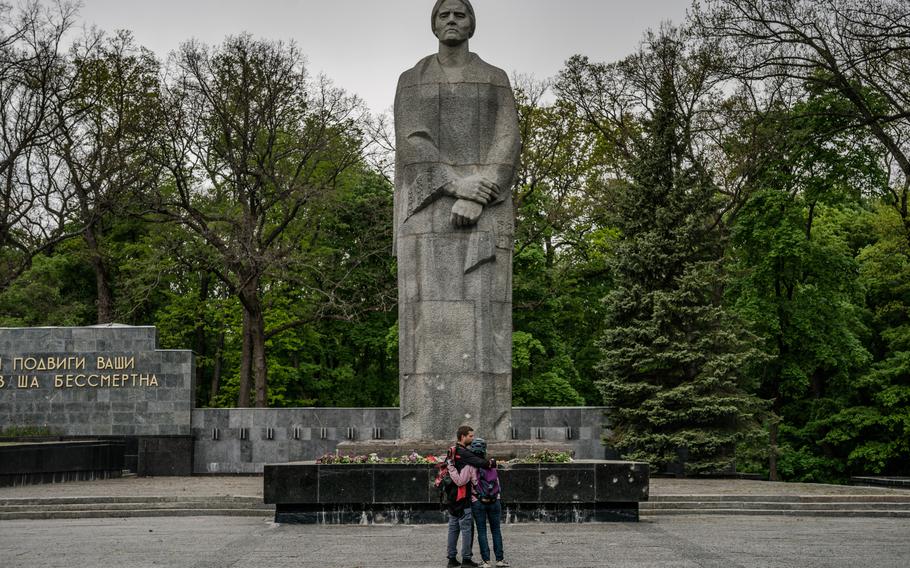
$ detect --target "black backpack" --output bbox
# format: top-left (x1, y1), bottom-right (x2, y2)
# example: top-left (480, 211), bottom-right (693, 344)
top-left (434, 447), bottom-right (462, 511)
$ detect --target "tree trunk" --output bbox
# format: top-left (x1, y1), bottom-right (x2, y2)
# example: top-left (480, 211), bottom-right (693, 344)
top-left (193, 272), bottom-right (210, 403)
top-left (209, 329), bottom-right (224, 406)
top-left (238, 311), bottom-right (252, 408)
top-left (249, 296), bottom-right (268, 408)
top-left (238, 277), bottom-right (268, 408)
top-left (768, 420), bottom-right (778, 481)
top-left (769, 396), bottom-right (782, 482)
top-left (83, 223), bottom-right (114, 324)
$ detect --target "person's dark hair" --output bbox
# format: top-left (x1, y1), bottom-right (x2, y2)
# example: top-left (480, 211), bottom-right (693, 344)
top-left (456, 425), bottom-right (474, 441)
top-left (431, 0), bottom-right (476, 39)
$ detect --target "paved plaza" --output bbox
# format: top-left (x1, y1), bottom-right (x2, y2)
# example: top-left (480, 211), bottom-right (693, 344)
top-left (1, 477), bottom-right (909, 567)
top-left (1, 475), bottom-right (907, 500)
top-left (1, 514), bottom-right (909, 568)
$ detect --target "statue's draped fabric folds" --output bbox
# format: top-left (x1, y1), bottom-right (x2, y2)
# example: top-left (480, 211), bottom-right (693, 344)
top-left (394, 51), bottom-right (521, 441)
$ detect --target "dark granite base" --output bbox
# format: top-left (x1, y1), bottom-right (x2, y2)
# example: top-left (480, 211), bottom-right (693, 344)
top-left (851, 476), bottom-right (910, 489)
top-left (265, 460), bottom-right (648, 524)
top-left (0, 440), bottom-right (125, 487)
top-left (275, 502), bottom-right (638, 524)
top-left (137, 436), bottom-right (194, 476)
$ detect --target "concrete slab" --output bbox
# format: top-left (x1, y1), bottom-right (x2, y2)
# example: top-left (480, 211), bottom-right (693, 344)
top-left (1, 515), bottom-right (909, 567)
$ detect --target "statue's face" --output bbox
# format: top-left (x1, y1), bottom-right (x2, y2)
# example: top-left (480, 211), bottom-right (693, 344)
top-left (435, 0), bottom-right (472, 46)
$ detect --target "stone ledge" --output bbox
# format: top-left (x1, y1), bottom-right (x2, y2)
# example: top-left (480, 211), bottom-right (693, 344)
top-left (334, 439), bottom-right (575, 459)
top-left (263, 460), bottom-right (649, 524)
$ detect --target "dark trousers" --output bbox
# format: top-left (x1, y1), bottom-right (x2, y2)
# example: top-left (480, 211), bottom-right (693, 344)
top-left (471, 500), bottom-right (504, 562)
top-left (447, 507), bottom-right (474, 560)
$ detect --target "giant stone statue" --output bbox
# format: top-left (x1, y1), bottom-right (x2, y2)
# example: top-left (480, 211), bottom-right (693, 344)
top-left (395, 0), bottom-right (521, 441)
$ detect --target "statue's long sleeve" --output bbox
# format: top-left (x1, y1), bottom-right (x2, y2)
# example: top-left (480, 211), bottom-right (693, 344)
top-left (394, 76), bottom-right (455, 222)
top-left (482, 75), bottom-right (521, 204)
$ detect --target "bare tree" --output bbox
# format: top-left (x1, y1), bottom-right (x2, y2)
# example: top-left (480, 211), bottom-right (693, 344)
top-left (156, 35), bottom-right (366, 407)
top-left (51, 29), bottom-right (162, 323)
top-left (0, 1), bottom-right (80, 290)
top-left (556, 25), bottom-right (749, 227)
top-left (693, 0), bottom-right (910, 238)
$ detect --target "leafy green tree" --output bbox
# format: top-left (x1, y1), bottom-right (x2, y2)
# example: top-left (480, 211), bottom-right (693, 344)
top-left (155, 35), bottom-right (366, 407)
top-left (593, 33), bottom-right (765, 475)
top-left (510, 78), bottom-right (613, 406)
top-left (731, 193), bottom-right (871, 481)
top-left (727, 86), bottom-right (885, 481)
top-left (822, 205), bottom-right (910, 476)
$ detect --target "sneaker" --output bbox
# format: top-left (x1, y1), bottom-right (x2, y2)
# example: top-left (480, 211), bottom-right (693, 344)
top-left (461, 560), bottom-right (482, 568)
top-left (447, 559), bottom-right (460, 567)
top-left (479, 562), bottom-right (492, 568)
top-left (495, 562), bottom-right (511, 567)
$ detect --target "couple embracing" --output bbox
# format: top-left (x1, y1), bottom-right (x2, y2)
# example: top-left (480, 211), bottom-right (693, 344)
top-left (445, 425), bottom-right (509, 568)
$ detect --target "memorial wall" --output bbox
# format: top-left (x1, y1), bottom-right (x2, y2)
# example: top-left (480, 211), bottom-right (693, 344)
top-left (0, 325), bottom-right (194, 437)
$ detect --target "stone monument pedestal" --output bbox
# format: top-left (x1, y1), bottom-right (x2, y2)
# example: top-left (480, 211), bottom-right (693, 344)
top-left (264, 459), bottom-right (649, 524)
top-left (335, 439), bottom-right (574, 460)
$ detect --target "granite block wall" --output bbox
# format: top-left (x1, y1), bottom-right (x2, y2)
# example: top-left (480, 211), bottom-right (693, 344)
top-left (192, 407), bottom-right (612, 474)
top-left (0, 326), bottom-right (195, 437)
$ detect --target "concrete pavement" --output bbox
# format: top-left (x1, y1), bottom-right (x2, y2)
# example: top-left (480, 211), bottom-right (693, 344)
top-left (1, 514), bottom-right (909, 568)
top-left (1, 476), bottom-right (907, 501)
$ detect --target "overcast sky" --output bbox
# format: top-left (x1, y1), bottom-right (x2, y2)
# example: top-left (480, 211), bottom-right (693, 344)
top-left (74, 0), bottom-right (690, 113)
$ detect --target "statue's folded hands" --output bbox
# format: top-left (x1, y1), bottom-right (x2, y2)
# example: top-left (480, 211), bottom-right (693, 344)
top-left (451, 199), bottom-right (484, 227)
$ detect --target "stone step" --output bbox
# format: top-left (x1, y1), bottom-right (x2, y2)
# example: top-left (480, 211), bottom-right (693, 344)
top-left (641, 508), bottom-right (910, 518)
top-left (648, 494), bottom-right (910, 503)
top-left (0, 495), bottom-right (263, 506)
top-left (0, 508), bottom-right (273, 521)
top-left (0, 501), bottom-right (274, 513)
top-left (641, 501), bottom-right (910, 511)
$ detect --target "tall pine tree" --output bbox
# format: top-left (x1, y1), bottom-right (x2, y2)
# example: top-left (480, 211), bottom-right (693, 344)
top-left (597, 38), bottom-right (764, 475)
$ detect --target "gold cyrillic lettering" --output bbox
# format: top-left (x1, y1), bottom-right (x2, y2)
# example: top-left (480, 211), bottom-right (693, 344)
top-left (74, 374), bottom-right (85, 388)
top-left (13, 357), bottom-right (23, 370)
top-left (55, 375), bottom-right (64, 387)
top-left (23, 357), bottom-right (36, 370)
top-left (36, 358), bottom-right (46, 371)
top-left (87, 374), bottom-right (99, 387)
top-left (150, 374), bottom-right (159, 387)
top-left (29, 376), bottom-right (38, 388)
top-left (76, 357), bottom-right (85, 370)
top-left (0, 375), bottom-right (5, 388)
top-left (17, 375), bottom-right (28, 388)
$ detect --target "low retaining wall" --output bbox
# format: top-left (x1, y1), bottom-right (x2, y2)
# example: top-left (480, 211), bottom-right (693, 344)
top-left (0, 440), bottom-right (125, 487)
top-left (192, 407), bottom-right (613, 474)
top-left (265, 460), bottom-right (649, 524)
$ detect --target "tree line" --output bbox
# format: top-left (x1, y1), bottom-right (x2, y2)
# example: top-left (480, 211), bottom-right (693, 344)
top-left (1, 0), bottom-right (908, 481)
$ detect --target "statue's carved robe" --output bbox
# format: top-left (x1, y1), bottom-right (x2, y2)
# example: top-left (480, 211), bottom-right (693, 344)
top-left (394, 53), bottom-right (520, 440)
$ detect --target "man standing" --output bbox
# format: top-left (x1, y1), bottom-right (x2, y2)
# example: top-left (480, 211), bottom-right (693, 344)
top-left (446, 425), bottom-right (492, 567)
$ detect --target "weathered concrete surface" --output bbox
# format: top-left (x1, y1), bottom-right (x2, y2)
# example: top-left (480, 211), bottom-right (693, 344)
top-left (2, 515), bottom-right (909, 568)
top-left (3, 476), bottom-right (909, 501)
top-left (192, 407), bottom-right (611, 474)
top-left (0, 325), bottom-right (194, 437)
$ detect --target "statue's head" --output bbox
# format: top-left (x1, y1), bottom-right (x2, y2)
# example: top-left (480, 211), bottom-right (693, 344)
top-left (431, 0), bottom-right (476, 45)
